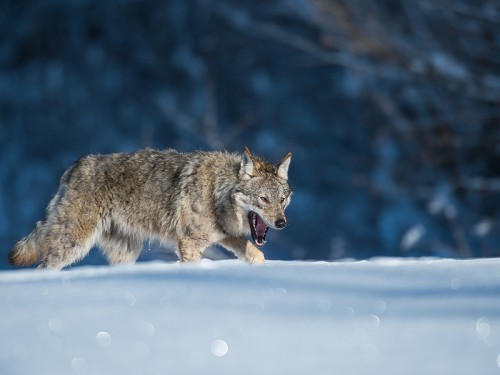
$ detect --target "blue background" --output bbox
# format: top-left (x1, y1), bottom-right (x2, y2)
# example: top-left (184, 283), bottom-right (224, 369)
top-left (2, 0), bottom-right (500, 268)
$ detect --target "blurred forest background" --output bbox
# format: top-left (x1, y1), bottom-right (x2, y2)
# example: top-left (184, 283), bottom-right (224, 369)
top-left (1, 0), bottom-right (500, 268)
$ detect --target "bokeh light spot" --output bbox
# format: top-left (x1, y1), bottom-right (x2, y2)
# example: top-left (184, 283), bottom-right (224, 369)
top-left (211, 339), bottom-right (229, 357)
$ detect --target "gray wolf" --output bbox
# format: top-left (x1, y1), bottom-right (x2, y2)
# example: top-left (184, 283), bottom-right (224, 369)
top-left (9, 147), bottom-right (292, 269)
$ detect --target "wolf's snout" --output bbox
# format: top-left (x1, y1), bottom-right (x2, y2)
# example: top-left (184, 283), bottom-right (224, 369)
top-left (275, 219), bottom-right (287, 229)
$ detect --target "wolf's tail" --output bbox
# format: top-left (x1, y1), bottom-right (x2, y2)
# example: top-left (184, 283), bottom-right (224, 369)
top-left (8, 221), bottom-right (44, 266)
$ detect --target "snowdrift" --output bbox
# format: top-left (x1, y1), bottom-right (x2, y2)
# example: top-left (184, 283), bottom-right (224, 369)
top-left (1, 258), bottom-right (500, 374)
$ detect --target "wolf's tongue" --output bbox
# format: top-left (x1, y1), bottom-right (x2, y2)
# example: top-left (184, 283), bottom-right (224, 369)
top-left (255, 215), bottom-right (268, 240)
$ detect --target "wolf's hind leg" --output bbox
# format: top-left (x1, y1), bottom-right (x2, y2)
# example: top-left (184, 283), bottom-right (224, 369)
top-left (38, 190), bottom-right (102, 270)
top-left (219, 236), bottom-right (265, 265)
top-left (98, 226), bottom-right (142, 265)
top-left (38, 221), bottom-right (98, 270)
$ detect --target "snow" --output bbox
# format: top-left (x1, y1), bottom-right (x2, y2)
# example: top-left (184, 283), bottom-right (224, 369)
top-left (1, 258), bottom-right (500, 374)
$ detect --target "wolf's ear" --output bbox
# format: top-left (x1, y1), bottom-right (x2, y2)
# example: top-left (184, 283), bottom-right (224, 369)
top-left (277, 152), bottom-right (292, 180)
top-left (240, 147), bottom-right (255, 180)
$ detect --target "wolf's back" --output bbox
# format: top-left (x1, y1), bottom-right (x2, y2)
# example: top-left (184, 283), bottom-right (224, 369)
top-left (8, 221), bottom-right (43, 266)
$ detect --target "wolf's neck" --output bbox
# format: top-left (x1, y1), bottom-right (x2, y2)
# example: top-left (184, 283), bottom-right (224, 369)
top-left (212, 165), bottom-right (246, 236)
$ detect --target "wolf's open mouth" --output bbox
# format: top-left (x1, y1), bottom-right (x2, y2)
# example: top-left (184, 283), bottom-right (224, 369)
top-left (248, 211), bottom-right (269, 247)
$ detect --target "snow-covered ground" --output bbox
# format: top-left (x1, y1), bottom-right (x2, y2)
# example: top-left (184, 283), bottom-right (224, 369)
top-left (1, 258), bottom-right (500, 375)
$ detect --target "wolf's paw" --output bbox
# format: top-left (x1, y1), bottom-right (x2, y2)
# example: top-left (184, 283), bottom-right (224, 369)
top-left (248, 250), bottom-right (265, 265)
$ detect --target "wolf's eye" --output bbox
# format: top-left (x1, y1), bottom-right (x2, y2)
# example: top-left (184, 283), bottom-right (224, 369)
top-left (260, 196), bottom-right (270, 204)
top-left (280, 197), bottom-right (286, 204)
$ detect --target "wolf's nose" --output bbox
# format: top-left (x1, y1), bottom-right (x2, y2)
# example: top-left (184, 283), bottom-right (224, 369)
top-left (275, 219), bottom-right (287, 229)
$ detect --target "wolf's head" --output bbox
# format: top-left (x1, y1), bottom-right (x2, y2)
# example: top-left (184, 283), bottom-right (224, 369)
top-left (235, 147), bottom-right (292, 248)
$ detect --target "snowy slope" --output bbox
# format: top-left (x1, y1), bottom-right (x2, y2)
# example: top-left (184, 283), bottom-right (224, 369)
top-left (1, 258), bottom-right (500, 375)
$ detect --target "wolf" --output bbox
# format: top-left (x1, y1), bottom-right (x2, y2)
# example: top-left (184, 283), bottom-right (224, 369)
top-left (9, 147), bottom-right (292, 269)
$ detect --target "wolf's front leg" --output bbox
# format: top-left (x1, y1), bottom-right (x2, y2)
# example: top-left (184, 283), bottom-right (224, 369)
top-left (176, 238), bottom-right (208, 263)
top-left (219, 236), bottom-right (265, 265)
